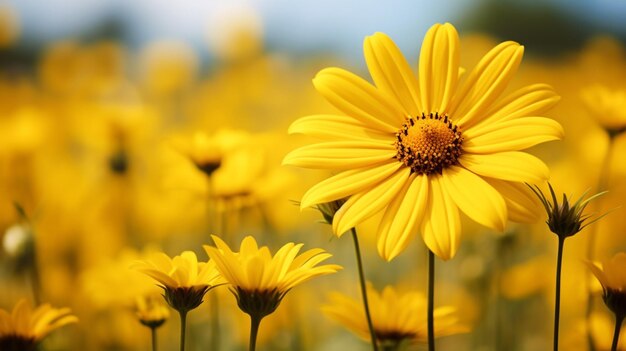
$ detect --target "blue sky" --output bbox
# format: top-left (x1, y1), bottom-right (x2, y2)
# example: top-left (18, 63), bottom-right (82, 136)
top-left (8, 0), bottom-right (626, 61)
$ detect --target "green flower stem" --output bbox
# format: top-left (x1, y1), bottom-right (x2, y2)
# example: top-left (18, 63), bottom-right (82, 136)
top-left (151, 326), bottom-right (158, 351)
top-left (554, 236), bottom-right (565, 351)
top-left (249, 315), bottom-right (262, 351)
top-left (611, 314), bottom-right (624, 351)
top-left (179, 311), bottom-right (187, 351)
top-left (428, 249), bottom-right (435, 351)
top-left (350, 228), bottom-right (379, 351)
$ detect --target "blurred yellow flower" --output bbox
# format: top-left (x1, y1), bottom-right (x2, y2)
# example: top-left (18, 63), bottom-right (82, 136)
top-left (0, 299), bottom-right (77, 351)
top-left (135, 296), bottom-right (170, 329)
top-left (581, 85), bottom-right (626, 135)
top-left (204, 235), bottom-right (341, 317)
top-left (132, 251), bottom-right (223, 313)
top-left (587, 253), bottom-right (626, 317)
top-left (284, 22), bottom-right (562, 261)
top-left (323, 285), bottom-right (468, 348)
top-left (176, 132), bottom-right (224, 177)
top-left (139, 40), bottom-right (198, 97)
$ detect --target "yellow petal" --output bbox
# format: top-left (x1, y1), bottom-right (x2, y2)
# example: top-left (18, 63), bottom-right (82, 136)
top-left (288, 114), bottom-right (391, 141)
top-left (462, 117), bottom-right (564, 154)
top-left (333, 167), bottom-right (410, 236)
top-left (300, 162), bottom-right (402, 208)
top-left (364, 32), bottom-right (421, 115)
top-left (459, 152), bottom-right (550, 183)
top-left (586, 261), bottom-right (609, 290)
top-left (244, 255), bottom-right (265, 290)
top-left (451, 42), bottom-right (524, 129)
top-left (282, 141), bottom-right (395, 170)
top-left (484, 178), bottom-right (544, 223)
top-left (442, 166), bottom-right (507, 231)
top-left (377, 174), bottom-right (428, 261)
top-left (313, 67), bottom-right (404, 131)
top-left (478, 84), bottom-right (560, 126)
top-left (420, 175), bottom-right (461, 261)
top-left (418, 23), bottom-right (460, 113)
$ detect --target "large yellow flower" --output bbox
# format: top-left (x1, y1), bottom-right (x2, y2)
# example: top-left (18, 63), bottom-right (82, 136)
top-left (323, 285), bottom-right (468, 348)
top-left (0, 299), bottom-right (77, 351)
top-left (284, 23), bottom-right (562, 260)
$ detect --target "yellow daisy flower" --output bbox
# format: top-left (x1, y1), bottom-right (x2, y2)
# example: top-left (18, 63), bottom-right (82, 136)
top-left (284, 22), bottom-right (563, 260)
top-left (0, 299), bottom-right (77, 351)
top-left (323, 285), bottom-right (468, 348)
top-left (178, 132), bottom-right (224, 177)
top-left (580, 85), bottom-right (626, 135)
top-left (204, 235), bottom-right (341, 318)
top-left (132, 251), bottom-right (223, 312)
top-left (135, 295), bottom-right (170, 329)
top-left (587, 253), bottom-right (626, 316)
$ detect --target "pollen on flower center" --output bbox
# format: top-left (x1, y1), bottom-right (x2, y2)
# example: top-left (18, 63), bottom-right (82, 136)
top-left (394, 112), bottom-right (463, 175)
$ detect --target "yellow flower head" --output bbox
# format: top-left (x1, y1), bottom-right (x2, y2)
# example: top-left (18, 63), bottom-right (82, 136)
top-left (135, 296), bottom-right (170, 329)
top-left (176, 132), bottom-right (224, 177)
top-left (580, 85), bottom-right (626, 135)
top-left (587, 253), bottom-right (626, 317)
top-left (323, 285), bottom-right (468, 347)
top-left (0, 299), bottom-right (78, 351)
top-left (284, 23), bottom-right (563, 261)
top-left (204, 235), bottom-right (341, 318)
top-left (132, 251), bottom-right (224, 312)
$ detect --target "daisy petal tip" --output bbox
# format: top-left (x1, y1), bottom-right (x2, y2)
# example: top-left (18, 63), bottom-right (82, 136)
top-left (298, 198), bottom-right (312, 211)
top-left (286, 121), bottom-right (300, 135)
top-left (379, 248), bottom-right (398, 263)
top-left (281, 152), bottom-right (296, 166)
top-left (332, 220), bottom-right (350, 238)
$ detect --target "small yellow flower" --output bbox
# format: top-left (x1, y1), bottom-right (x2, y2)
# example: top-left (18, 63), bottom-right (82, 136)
top-left (580, 85), bottom-right (626, 135)
top-left (204, 235), bottom-right (341, 318)
top-left (135, 296), bottom-right (170, 329)
top-left (132, 251), bottom-right (223, 313)
top-left (587, 253), bottom-right (626, 317)
top-left (0, 299), bottom-right (78, 351)
top-left (176, 132), bottom-right (224, 177)
top-left (322, 285), bottom-right (468, 348)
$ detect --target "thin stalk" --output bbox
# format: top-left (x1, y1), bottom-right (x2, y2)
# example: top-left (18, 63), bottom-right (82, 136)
top-left (586, 136), bottom-right (615, 351)
top-left (428, 250), bottom-right (435, 351)
top-left (611, 314), bottom-right (624, 351)
top-left (249, 315), bottom-right (262, 351)
top-left (179, 311), bottom-right (187, 351)
top-left (350, 228), bottom-right (378, 351)
top-left (151, 326), bottom-right (158, 351)
top-left (210, 293), bottom-right (220, 350)
top-left (29, 255), bottom-right (42, 305)
top-left (554, 236), bottom-right (565, 351)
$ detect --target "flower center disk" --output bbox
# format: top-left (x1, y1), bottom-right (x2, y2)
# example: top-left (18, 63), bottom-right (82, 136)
top-left (394, 113), bottom-right (463, 175)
